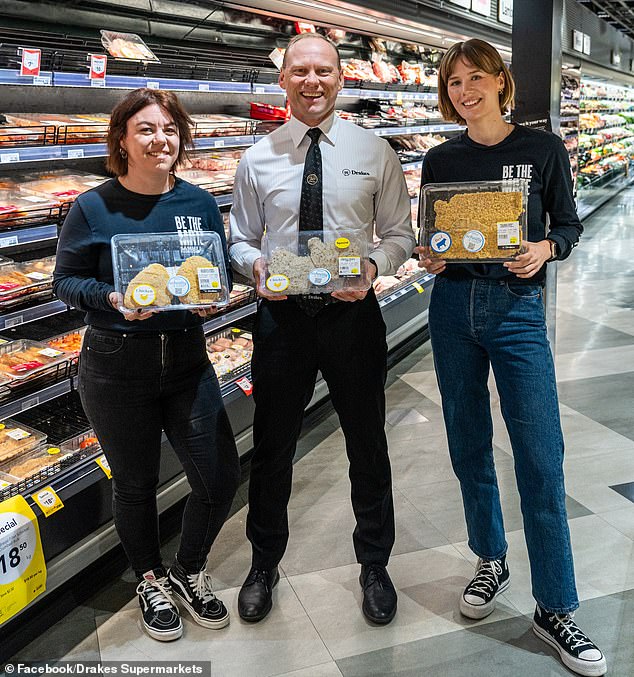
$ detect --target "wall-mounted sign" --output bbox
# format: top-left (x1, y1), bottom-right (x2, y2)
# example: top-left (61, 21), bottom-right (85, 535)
top-left (583, 35), bottom-right (591, 56)
top-left (498, 0), bottom-right (513, 25)
top-left (611, 50), bottom-right (621, 66)
top-left (572, 30), bottom-right (584, 53)
top-left (89, 54), bottom-right (107, 80)
top-left (20, 48), bottom-right (41, 77)
top-left (471, 0), bottom-right (491, 16)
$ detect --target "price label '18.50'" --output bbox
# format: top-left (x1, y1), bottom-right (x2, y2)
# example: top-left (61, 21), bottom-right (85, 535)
top-left (0, 495), bottom-right (47, 625)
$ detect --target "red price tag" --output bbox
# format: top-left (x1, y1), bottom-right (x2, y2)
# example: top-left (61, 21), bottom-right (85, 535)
top-left (0, 205), bottom-right (18, 214)
top-left (0, 282), bottom-right (20, 291)
top-left (52, 190), bottom-right (80, 198)
top-left (294, 22), bottom-right (316, 34)
top-left (236, 376), bottom-right (253, 396)
top-left (10, 361), bottom-right (44, 372)
top-left (89, 54), bottom-right (107, 80)
top-left (20, 48), bottom-right (41, 77)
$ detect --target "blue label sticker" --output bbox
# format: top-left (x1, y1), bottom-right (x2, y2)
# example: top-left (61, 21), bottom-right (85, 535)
top-left (462, 230), bottom-right (486, 253)
top-left (430, 231), bottom-right (452, 254)
top-left (308, 268), bottom-right (332, 286)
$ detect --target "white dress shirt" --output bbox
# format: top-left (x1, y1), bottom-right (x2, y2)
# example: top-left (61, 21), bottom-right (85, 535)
top-left (229, 114), bottom-right (415, 281)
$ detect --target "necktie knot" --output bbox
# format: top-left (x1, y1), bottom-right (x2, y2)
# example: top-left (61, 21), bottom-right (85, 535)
top-left (307, 128), bottom-right (321, 143)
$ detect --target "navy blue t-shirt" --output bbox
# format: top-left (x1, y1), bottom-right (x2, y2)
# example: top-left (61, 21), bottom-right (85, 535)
top-left (53, 177), bottom-right (231, 332)
top-left (421, 124), bottom-right (582, 283)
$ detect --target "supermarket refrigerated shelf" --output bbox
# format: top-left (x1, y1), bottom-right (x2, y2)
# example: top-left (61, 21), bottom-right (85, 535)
top-left (0, 299), bottom-right (67, 330)
top-left (0, 377), bottom-right (72, 419)
top-left (0, 223), bottom-right (58, 248)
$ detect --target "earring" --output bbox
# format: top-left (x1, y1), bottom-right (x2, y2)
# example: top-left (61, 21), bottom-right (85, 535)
top-left (120, 148), bottom-right (128, 159)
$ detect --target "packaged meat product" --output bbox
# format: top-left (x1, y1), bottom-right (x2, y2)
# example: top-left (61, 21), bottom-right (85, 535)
top-left (0, 339), bottom-right (72, 382)
top-left (0, 419), bottom-right (47, 463)
top-left (419, 180), bottom-right (529, 262)
top-left (111, 232), bottom-right (230, 311)
top-left (205, 328), bottom-right (253, 381)
top-left (46, 327), bottom-right (86, 356)
top-left (22, 172), bottom-right (108, 203)
top-left (0, 189), bottom-right (59, 228)
top-left (60, 429), bottom-right (101, 455)
top-left (0, 262), bottom-right (52, 300)
top-left (189, 114), bottom-right (255, 138)
top-left (262, 230), bottom-right (371, 295)
top-left (0, 114), bottom-right (57, 147)
top-left (23, 255), bottom-right (56, 276)
top-left (3, 446), bottom-right (72, 479)
top-left (100, 30), bottom-right (159, 62)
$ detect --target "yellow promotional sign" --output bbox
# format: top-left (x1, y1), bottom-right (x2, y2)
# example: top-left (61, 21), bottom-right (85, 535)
top-left (95, 454), bottom-right (112, 479)
top-left (31, 486), bottom-right (64, 517)
top-left (0, 495), bottom-right (47, 625)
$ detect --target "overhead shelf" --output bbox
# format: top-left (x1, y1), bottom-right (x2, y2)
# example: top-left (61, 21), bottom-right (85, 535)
top-left (0, 299), bottom-right (67, 330)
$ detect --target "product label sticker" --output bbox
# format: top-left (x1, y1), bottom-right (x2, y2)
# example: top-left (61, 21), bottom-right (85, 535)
top-left (463, 230), bottom-right (486, 253)
top-left (167, 275), bottom-right (191, 297)
top-left (497, 221), bottom-right (521, 248)
top-left (131, 284), bottom-right (156, 306)
top-left (20, 195), bottom-right (48, 203)
top-left (338, 256), bottom-right (361, 277)
top-left (32, 487), bottom-right (64, 518)
top-left (10, 361), bottom-right (44, 373)
top-left (197, 267), bottom-right (221, 292)
top-left (0, 479), bottom-right (11, 489)
top-left (25, 272), bottom-right (49, 281)
top-left (37, 348), bottom-right (63, 358)
top-left (265, 274), bottom-right (290, 292)
top-left (412, 282), bottom-right (424, 293)
top-left (6, 429), bottom-right (30, 441)
top-left (335, 237), bottom-right (350, 249)
top-left (0, 206), bottom-right (18, 213)
top-left (308, 268), bottom-right (332, 286)
top-left (430, 231), bottom-right (452, 254)
top-left (0, 283), bottom-right (21, 292)
top-left (95, 455), bottom-right (112, 479)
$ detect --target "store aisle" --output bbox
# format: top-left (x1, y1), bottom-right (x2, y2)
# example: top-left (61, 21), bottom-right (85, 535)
top-left (8, 188), bottom-right (634, 675)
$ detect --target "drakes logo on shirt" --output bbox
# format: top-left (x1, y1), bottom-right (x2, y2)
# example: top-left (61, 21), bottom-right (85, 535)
top-left (502, 164), bottom-right (533, 180)
top-left (174, 215), bottom-right (204, 255)
top-left (342, 168), bottom-right (370, 176)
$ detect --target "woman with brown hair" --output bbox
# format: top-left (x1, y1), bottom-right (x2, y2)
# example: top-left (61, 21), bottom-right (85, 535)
top-left (418, 39), bottom-right (606, 676)
top-left (54, 88), bottom-right (240, 642)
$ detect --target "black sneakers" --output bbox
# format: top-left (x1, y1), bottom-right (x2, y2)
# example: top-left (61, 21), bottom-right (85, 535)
top-left (136, 569), bottom-right (182, 641)
top-left (168, 559), bottom-right (229, 629)
top-left (533, 605), bottom-right (607, 676)
top-left (460, 556), bottom-right (510, 619)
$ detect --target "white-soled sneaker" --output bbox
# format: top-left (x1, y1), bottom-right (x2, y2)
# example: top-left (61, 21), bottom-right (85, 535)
top-left (136, 569), bottom-right (182, 641)
top-left (460, 555), bottom-right (510, 619)
top-left (168, 559), bottom-right (229, 629)
top-left (533, 605), bottom-right (607, 676)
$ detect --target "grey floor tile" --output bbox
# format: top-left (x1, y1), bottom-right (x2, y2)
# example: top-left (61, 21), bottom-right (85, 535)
top-left (555, 310), bottom-right (634, 355)
top-left (558, 372), bottom-right (634, 441)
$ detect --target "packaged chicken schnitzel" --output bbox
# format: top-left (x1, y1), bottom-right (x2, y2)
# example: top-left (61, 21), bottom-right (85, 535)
top-left (111, 232), bottom-right (230, 311)
top-left (262, 230), bottom-right (372, 295)
top-left (418, 179), bottom-right (529, 262)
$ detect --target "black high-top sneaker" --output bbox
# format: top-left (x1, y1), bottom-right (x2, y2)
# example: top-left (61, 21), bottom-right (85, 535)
top-left (459, 555), bottom-right (510, 619)
top-left (533, 605), bottom-right (607, 676)
top-left (168, 559), bottom-right (229, 629)
top-left (136, 568), bottom-right (182, 641)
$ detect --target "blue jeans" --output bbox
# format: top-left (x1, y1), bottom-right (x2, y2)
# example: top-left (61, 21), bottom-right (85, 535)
top-left (79, 325), bottom-right (240, 576)
top-left (429, 276), bottom-right (578, 613)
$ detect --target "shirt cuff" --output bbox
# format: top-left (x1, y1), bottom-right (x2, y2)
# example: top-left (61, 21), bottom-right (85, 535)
top-left (368, 249), bottom-right (390, 277)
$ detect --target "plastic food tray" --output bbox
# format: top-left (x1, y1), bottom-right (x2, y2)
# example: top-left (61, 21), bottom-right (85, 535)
top-left (0, 339), bottom-right (72, 382)
top-left (0, 419), bottom-right (47, 464)
top-left (46, 326), bottom-right (86, 356)
top-left (21, 172), bottom-right (108, 204)
top-left (0, 189), bottom-right (61, 229)
top-left (0, 114), bottom-right (57, 147)
top-left (0, 262), bottom-right (52, 299)
top-left (1, 444), bottom-right (72, 480)
top-left (206, 327), bottom-right (253, 383)
top-left (100, 30), bottom-right (160, 63)
top-left (262, 229), bottom-right (371, 295)
top-left (0, 470), bottom-right (19, 489)
top-left (111, 231), bottom-right (230, 311)
top-left (418, 179), bottom-right (529, 262)
top-left (60, 429), bottom-right (101, 455)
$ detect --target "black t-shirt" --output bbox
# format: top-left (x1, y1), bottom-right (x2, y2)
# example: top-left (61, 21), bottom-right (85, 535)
top-left (53, 177), bottom-right (230, 332)
top-left (421, 124), bottom-right (582, 283)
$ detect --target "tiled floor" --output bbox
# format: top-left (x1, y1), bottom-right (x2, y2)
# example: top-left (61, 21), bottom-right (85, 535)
top-left (8, 188), bottom-right (634, 675)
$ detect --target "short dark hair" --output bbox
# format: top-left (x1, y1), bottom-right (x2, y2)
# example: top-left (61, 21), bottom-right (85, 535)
top-left (438, 38), bottom-right (515, 125)
top-left (282, 33), bottom-right (341, 71)
top-left (106, 88), bottom-right (193, 176)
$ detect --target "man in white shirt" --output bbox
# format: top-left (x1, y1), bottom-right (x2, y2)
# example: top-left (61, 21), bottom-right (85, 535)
top-left (230, 33), bottom-right (414, 626)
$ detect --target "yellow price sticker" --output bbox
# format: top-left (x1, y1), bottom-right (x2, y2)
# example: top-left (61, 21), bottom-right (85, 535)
top-left (95, 455), bottom-right (112, 480)
top-left (335, 237), bottom-right (350, 249)
top-left (31, 486), bottom-right (64, 517)
top-left (412, 282), bottom-right (424, 293)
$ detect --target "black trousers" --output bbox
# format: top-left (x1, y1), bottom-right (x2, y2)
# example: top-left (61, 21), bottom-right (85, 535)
top-left (79, 326), bottom-right (240, 576)
top-left (247, 292), bottom-right (395, 569)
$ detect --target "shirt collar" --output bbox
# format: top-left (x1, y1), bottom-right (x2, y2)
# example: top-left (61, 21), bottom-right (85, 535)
top-left (287, 114), bottom-right (338, 148)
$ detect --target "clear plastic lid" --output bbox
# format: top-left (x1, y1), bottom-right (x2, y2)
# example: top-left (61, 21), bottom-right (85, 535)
top-left (262, 230), bottom-right (371, 295)
top-left (0, 188), bottom-right (60, 216)
top-left (0, 339), bottom-right (72, 382)
top-left (0, 419), bottom-right (47, 464)
top-left (111, 231), bottom-right (230, 311)
top-left (60, 430), bottom-right (100, 454)
top-left (0, 470), bottom-right (19, 489)
top-left (21, 172), bottom-right (107, 202)
top-left (0, 254), bottom-right (13, 267)
top-left (1, 445), bottom-right (71, 479)
top-left (0, 262), bottom-right (53, 298)
top-left (100, 30), bottom-right (160, 62)
top-left (418, 179), bottom-right (529, 262)
top-left (206, 327), bottom-right (253, 382)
